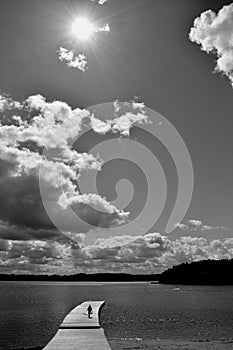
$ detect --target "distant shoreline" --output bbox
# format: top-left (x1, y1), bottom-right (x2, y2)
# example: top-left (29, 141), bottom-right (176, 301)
top-left (0, 280), bottom-right (154, 284)
top-left (3, 259), bottom-right (233, 285)
top-left (0, 273), bottom-right (160, 283)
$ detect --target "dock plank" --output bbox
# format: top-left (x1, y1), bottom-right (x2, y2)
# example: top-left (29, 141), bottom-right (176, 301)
top-left (43, 329), bottom-right (111, 350)
top-left (43, 301), bottom-right (111, 350)
top-left (60, 301), bottom-right (104, 329)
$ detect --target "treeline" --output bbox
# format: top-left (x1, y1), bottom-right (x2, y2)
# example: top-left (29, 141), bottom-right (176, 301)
top-left (3, 259), bottom-right (233, 284)
top-left (158, 258), bottom-right (233, 285)
top-left (0, 272), bottom-right (160, 282)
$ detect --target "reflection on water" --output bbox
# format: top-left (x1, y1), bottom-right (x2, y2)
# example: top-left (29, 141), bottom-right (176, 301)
top-left (0, 282), bottom-right (233, 349)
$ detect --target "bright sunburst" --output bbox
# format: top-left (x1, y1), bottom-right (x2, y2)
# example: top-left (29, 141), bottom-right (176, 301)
top-left (72, 17), bottom-right (94, 41)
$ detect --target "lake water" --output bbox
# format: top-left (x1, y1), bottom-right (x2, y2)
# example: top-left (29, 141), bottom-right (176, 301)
top-left (0, 282), bottom-right (233, 349)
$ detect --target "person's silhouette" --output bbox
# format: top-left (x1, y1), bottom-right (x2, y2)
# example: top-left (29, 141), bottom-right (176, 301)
top-left (87, 304), bottom-right (93, 318)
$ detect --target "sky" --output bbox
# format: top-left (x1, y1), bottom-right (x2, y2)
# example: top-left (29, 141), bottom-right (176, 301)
top-left (0, 0), bottom-right (233, 275)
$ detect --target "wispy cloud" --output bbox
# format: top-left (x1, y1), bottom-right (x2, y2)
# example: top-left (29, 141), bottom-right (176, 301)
top-left (58, 47), bottom-right (88, 72)
top-left (91, 0), bottom-right (109, 5)
top-left (189, 3), bottom-right (233, 85)
top-left (175, 219), bottom-right (226, 231)
top-left (98, 23), bottom-right (110, 32)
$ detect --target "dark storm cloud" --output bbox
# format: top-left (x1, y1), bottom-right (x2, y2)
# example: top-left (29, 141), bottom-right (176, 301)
top-left (0, 220), bottom-right (60, 241)
top-left (0, 158), bottom-right (53, 229)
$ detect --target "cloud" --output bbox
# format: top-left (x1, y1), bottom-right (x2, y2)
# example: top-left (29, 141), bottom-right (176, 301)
top-left (0, 238), bottom-right (74, 274)
top-left (188, 219), bottom-right (202, 227)
top-left (75, 233), bottom-right (233, 273)
top-left (98, 23), bottom-right (110, 32)
top-left (3, 93), bottom-right (230, 275)
top-left (189, 3), bottom-right (233, 85)
top-left (90, 100), bottom-right (148, 136)
top-left (91, 0), bottom-right (109, 5)
top-left (0, 94), bottom-right (21, 112)
top-left (175, 219), bottom-right (226, 231)
top-left (58, 47), bottom-right (88, 72)
top-left (83, 233), bottom-right (171, 261)
top-left (0, 220), bottom-right (62, 241)
top-left (0, 93), bottom-right (131, 241)
top-left (1, 230), bottom-right (233, 274)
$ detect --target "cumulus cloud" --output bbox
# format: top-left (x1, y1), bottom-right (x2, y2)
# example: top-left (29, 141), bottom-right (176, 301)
top-left (0, 238), bottom-right (74, 274)
top-left (175, 219), bottom-right (226, 231)
top-left (74, 233), bottom-right (233, 273)
top-left (1, 230), bottom-right (233, 274)
top-left (58, 47), bottom-right (88, 71)
top-left (189, 3), bottom-right (233, 85)
top-left (0, 94), bottom-right (21, 111)
top-left (4, 93), bottom-right (229, 275)
top-left (0, 93), bottom-right (132, 244)
top-left (83, 233), bottom-right (171, 262)
top-left (90, 100), bottom-right (148, 136)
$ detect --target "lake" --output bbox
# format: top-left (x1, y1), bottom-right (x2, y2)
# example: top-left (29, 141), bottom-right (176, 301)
top-left (1, 282), bottom-right (233, 349)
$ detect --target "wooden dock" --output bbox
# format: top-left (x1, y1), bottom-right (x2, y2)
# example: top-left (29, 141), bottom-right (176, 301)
top-left (43, 301), bottom-right (111, 350)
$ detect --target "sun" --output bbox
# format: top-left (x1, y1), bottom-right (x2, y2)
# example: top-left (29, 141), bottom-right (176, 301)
top-left (72, 18), bottom-right (94, 41)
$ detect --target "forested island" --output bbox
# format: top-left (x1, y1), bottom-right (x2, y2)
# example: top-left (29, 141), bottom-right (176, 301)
top-left (158, 258), bottom-right (233, 285)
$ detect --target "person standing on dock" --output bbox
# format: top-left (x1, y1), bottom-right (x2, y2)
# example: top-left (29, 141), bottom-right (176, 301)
top-left (87, 304), bottom-right (93, 318)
